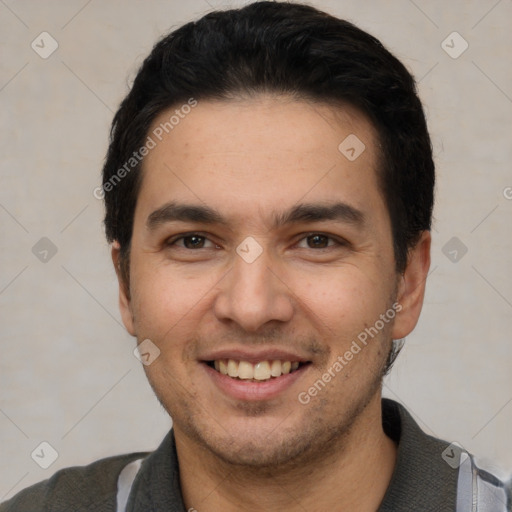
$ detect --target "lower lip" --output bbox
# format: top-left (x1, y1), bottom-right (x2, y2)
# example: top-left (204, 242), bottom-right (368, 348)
top-left (202, 363), bottom-right (309, 401)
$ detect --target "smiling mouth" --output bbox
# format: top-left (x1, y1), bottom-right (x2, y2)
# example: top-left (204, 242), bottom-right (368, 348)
top-left (205, 359), bottom-right (309, 381)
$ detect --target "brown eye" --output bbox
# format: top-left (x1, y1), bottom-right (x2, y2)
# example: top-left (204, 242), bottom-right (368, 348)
top-left (298, 233), bottom-right (342, 249)
top-left (182, 235), bottom-right (206, 249)
top-left (306, 234), bottom-right (330, 248)
top-left (167, 234), bottom-right (217, 249)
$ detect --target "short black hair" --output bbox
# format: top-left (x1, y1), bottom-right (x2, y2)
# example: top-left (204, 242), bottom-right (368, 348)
top-left (101, 1), bottom-right (434, 279)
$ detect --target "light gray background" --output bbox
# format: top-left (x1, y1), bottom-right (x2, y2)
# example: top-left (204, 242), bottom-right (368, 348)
top-left (1, 0), bottom-right (511, 500)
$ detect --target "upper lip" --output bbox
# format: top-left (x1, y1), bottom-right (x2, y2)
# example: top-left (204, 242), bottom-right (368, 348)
top-left (200, 348), bottom-right (311, 363)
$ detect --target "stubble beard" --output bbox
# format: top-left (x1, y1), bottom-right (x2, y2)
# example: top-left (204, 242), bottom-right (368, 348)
top-left (149, 336), bottom-right (391, 478)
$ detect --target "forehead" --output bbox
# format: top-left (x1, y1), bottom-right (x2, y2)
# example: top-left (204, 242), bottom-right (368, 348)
top-left (137, 96), bottom-right (386, 229)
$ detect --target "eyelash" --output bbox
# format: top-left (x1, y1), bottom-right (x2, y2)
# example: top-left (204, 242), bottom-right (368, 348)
top-left (165, 232), bottom-right (347, 250)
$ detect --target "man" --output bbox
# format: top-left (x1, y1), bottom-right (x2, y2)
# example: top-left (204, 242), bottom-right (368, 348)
top-left (2, 2), bottom-right (509, 511)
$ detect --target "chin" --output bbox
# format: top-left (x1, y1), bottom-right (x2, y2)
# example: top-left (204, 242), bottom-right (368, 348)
top-left (204, 428), bottom-right (317, 469)
top-left (180, 407), bottom-right (347, 472)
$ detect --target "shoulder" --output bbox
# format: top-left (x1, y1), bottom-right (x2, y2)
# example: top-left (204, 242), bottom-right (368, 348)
top-left (0, 451), bottom-right (149, 512)
top-left (380, 399), bottom-right (511, 511)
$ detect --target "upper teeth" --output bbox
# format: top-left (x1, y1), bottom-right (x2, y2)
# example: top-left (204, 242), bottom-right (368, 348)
top-left (213, 359), bottom-right (300, 380)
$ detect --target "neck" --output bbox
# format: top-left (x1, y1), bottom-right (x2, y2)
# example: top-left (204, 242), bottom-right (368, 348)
top-left (176, 393), bottom-right (396, 512)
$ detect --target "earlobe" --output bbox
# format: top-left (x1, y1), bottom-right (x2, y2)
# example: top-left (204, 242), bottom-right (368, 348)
top-left (111, 241), bottom-right (136, 336)
top-left (391, 231), bottom-right (431, 340)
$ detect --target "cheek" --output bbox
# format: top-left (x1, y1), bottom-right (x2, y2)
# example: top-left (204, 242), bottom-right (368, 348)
top-left (291, 266), bottom-right (391, 332)
top-left (129, 261), bottom-right (213, 339)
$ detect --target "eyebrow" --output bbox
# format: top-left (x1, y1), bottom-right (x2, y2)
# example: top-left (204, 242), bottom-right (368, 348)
top-left (146, 200), bottom-right (365, 231)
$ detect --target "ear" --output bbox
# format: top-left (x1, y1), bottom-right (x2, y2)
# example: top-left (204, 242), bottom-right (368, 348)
top-left (391, 231), bottom-right (431, 340)
top-left (111, 241), bottom-right (136, 336)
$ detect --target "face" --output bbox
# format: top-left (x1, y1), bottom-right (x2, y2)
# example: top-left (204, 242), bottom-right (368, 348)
top-left (114, 95), bottom-right (429, 468)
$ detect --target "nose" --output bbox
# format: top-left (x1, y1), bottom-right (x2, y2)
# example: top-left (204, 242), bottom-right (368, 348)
top-left (213, 244), bottom-right (294, 332)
